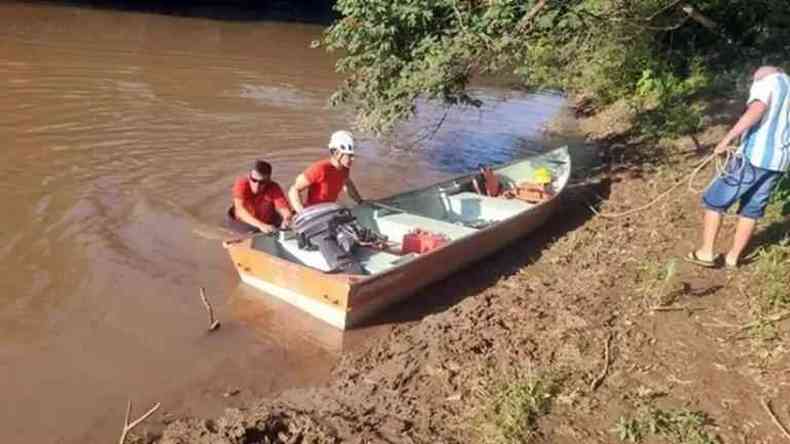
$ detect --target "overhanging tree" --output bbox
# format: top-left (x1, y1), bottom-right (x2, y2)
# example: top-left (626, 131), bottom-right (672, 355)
top-left (318, 0), bottom-right (789, 135)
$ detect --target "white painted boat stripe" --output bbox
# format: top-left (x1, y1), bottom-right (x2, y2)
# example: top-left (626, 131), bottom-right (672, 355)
top-left (238, 273), bottom-right (347, 330)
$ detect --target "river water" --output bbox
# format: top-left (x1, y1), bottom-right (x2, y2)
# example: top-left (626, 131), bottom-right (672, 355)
top-left (0, 2), bottom-right (569, 442)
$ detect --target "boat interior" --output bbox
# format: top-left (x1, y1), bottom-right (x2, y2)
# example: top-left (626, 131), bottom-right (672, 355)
top-left (249, 150), bottom-right (570, 276)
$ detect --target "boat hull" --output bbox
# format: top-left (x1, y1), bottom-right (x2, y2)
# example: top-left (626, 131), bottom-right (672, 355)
top-left (227, 243), bottom-right (353, 329)
top-left (345, 197), bottom-right (559, 327)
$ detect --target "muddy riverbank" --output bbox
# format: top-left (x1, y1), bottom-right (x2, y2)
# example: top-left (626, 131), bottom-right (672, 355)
top-left (147, 99), bottom-right (790, 444)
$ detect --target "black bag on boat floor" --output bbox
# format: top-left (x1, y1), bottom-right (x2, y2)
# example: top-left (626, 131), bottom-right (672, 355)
top-left (292, 203), bottom-right (367, 274)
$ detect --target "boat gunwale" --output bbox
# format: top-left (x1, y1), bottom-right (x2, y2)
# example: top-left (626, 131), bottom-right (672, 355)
top-left (374, 146), bottom-right (571, 204)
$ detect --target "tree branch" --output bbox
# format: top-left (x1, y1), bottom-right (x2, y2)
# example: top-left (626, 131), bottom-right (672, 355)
top-left (681, 5), bottom-right (719, 31)
top-left (645, 0), bottom-right (686, 22)
top-left (516, 0), bottom-right (548, 33)
top-left (643, 16), bottom-right (691, 31)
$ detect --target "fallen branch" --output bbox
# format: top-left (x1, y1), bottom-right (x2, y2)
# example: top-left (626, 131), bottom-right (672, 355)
top-left (590, 332), bottom-right (613, 391)
top-left (761, 397), bottom-right (790, 442)
top-left (740, 311), bottom-right (790, 332)
top-left (200, 287), bottom-right (221, 332)
top-left (119, 400), bottom-right (160, 444)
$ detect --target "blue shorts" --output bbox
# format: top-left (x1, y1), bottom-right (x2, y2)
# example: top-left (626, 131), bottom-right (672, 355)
top-left (702, 157), bottom-right (782, 219)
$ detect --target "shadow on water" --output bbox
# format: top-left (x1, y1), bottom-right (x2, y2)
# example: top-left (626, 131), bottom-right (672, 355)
top-left (28, 0), bottom-right (337, 23)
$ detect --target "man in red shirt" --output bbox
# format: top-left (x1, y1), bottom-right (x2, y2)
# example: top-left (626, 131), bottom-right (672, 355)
top-left (226, 160), bottom-right (293, 234)
top-left (288, 130), bottom-right (363, 213)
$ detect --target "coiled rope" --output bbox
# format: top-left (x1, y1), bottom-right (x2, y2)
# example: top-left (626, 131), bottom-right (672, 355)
top-left (589, 149), bottom-right (744, 219)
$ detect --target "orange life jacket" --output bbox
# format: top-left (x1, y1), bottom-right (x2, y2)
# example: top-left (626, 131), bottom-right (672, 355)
top-left (473, 167), bottom-right (501, 197)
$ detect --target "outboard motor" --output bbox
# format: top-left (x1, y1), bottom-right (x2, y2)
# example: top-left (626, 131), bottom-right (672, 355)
top-left (292, 203), bottom-right (384, 275)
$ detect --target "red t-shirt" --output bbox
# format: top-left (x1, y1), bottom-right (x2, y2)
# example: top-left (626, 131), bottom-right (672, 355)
top-left (232, 176), bottom-right (290, 224)
top-left (302, 158), bottom-right (349, 206)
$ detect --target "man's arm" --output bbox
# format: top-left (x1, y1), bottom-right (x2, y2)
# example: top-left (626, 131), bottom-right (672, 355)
top-left (715, 100), bottom-right (769, 154)
top-left (233, 198), bottom-right (275, 233)
top-left (275, 205), bottom-right (294, 228)
top-left (288, 174), bottom-right (311, 214)
top-left (344, 178), bottom-right (363, 204)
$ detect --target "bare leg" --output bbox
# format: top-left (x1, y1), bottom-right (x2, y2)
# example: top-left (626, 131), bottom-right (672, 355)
top-left (725, 216), bottom-right (757, 266)
top-left (697, 209), bottom-right (722, 261)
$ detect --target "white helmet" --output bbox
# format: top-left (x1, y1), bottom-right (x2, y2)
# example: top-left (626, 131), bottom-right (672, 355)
top-left (328, 130), bottom-right (355, 155)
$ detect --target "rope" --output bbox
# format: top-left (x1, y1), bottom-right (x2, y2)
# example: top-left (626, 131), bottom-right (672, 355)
top-left (590, 149), bottom-right (743, 219)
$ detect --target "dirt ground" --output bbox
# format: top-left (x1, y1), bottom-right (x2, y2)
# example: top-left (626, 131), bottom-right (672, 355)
top-left (138, 100), bottom-right (789, 444)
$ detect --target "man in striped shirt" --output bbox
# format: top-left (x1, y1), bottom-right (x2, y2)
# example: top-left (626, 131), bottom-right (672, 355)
top-left (688, 66), bottom-right (789, 269)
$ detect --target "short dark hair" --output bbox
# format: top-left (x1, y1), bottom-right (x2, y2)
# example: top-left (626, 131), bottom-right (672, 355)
top-left (252, 160), bottom-right (272, 176)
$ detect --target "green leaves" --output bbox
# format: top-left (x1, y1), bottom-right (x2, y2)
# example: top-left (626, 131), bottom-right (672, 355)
top-left (614, 406), bottom-right (717, 444)
top-left (770, 173), bottom-right (790, 216)
top-left (319, 0), bottom-right (542, 134)
top-left (319, 0), bottom-right (789, 136)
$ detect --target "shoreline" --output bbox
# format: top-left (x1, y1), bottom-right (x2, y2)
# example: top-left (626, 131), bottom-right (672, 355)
top-left (141, 98), bottom-right (790, 443)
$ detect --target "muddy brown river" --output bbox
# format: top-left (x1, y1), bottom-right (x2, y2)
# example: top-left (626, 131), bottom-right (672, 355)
top-left (0, 2), bottom-right (568, 442)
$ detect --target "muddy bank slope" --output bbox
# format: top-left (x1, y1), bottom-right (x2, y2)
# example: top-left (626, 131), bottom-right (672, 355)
top-left (145, 101), bottom-right (790, 444)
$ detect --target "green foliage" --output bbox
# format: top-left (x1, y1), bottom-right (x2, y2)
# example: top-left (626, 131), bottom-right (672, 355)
top-left (753, 236), bottom-right (790, 309)
top-left (320, 0), bottom-right (536, 134)
top-left (770, 173), bottom-right (790, 216)
top-left (319, 0), bottom-right (790, 136)
top-left (474, 374), bottom-right (555, 444)
top-left (635, 258), bottom-right (679, 306)
top-left (633, 61), bottom-right (711, 137)
top-left (613, 406), bottom-right (717, 444)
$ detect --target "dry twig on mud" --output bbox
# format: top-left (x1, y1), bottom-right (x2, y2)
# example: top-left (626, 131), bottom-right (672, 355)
top-left (651, 305), bottom-right (705, 314)
top-left (651, 305), bottom-right (691, 312)
top-left (740, 311), bottom-right (790, 332)
top-left (119, 400), bottom-right (160, 444)
top-left (590, 332), bottom-right (613, 392)
top-left (761, 397), bottom-right (790, 442)
top-left (199, 287), bottom-right (221, 332)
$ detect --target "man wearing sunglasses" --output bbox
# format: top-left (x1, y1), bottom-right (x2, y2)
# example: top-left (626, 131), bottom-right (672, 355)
top-left (288, 130), bottom-right (364, 213)
top-left (226, 160), bottom-right (293, 234)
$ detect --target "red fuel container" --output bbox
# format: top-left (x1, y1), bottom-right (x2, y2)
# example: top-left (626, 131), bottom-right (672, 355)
top-left (402, 229), bottom-right (449, 254)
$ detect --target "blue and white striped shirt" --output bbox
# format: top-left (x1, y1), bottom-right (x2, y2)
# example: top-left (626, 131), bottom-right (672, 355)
top-left (740, 72), bottom-right (790, 172)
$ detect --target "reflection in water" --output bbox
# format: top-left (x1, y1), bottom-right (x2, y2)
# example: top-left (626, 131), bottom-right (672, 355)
top-left (0, 2), bottom-right (570, 443)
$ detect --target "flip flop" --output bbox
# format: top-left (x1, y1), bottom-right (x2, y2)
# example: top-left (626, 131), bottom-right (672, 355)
top-left (684, 251), bottom-right (718, 268)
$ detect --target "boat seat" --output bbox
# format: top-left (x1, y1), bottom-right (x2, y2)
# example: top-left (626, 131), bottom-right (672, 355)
top-left (374, 212), bottom-right (476, 242)
top-left (356, 248), bottom-right (419, 274)
top-left (443, 192), bottom-right (532, 223)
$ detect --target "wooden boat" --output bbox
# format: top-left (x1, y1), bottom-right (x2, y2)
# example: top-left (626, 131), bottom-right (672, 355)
top-left (225, 146), bottom-right (571, 329)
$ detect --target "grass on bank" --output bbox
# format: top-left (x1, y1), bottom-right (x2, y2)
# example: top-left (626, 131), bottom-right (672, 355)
top-left (634, 258), bottom-right (680, 308)
top-left (613, 404), bottom-right (717, 444)
top-left (473, 373), bottom-right (557, 444)
top-left (745, 196), bottom-right (790, 340)
top-left (753, 237), bottom-right (790, 310)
